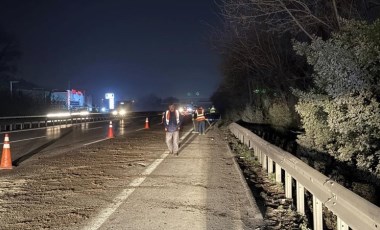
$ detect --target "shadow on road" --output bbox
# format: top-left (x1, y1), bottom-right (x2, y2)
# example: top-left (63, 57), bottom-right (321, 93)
top-left (12, 127), bottom-right (74, 166)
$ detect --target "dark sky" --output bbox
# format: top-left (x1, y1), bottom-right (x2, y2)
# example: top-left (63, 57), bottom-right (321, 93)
top-left (0, 0), bottom-right (221, 103)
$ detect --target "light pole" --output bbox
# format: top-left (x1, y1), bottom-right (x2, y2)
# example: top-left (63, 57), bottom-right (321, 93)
top-left (10, 81), bottom-right (19, 97)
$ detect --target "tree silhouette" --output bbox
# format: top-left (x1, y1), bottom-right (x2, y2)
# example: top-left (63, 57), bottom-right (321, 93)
top-left (0, 27), bottom-right (21, 90)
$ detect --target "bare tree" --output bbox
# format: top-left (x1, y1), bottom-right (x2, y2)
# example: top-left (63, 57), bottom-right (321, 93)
top-left (0, 28), bottom-right (21, 81)
top-left (217, 0), bottom-right (377, 39)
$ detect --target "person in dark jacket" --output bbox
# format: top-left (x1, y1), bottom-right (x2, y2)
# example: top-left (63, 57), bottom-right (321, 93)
top-left (164, 103), bottom-right (181, 155)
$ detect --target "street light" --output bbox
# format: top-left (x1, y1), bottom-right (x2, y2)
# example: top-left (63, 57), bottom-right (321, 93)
top-left (10, 81), bottom-right (19, 97)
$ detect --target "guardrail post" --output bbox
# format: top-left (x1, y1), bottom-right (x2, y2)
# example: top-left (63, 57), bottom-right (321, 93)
top-left (257, 150), bottom-right (262, 164)
top-left (262, 153), bottom-right (267, 170)
top-left (337, 217), bottom-right (348, 230)
top-left (296, 181), bottom-right (305, 215)
top-left (285, 171), bottom-right (292, 198)
top-left (9, 124), bottom-right (13, 131)
top-left (268, 157), bottom-right (273, 174)
top-left (313, 196), bottom-right (323, 230)
top-left (275, 163), bottom-right (282, 183)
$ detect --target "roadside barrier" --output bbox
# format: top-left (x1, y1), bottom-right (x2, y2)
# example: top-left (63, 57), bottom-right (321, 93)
top-left (0, 113), bottom-right (111, 132)
top-left (229, 123), bottom-right (380, 230)
top-left (144, 117), bottom-right (149, 129)
top-left (108, 121), bottom-right (114, 138)
top-left (0, 134), bottom-right (12, 170)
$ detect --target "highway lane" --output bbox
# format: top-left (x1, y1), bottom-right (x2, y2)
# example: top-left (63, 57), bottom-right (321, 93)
top-left (0, 114), bottom-right (163, 167)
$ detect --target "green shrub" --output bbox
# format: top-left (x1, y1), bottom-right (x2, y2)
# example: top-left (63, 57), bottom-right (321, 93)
top-left (293, 19), bottom-right (380, 179)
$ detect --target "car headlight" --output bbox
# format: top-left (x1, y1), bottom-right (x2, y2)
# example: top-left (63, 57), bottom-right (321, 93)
top-left (119, 109), bottom-right (126, 115)
top-left (112, 110), bottom-right (118, 115)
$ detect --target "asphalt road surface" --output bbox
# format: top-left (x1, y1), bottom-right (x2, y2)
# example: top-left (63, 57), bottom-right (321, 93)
top-left (0, 115), bottom-right (263, 229)
top-left (0, 114), bottom-right (159, 167)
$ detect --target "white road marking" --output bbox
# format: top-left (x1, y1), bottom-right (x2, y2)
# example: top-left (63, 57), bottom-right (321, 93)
top-left (0, 136), bottom-right (47, 144)
top-left (135, 128), bottom-right (145, 131)
top-left (82, 152), bottom-right (170, 230)
top-left (82, 128), bottom-right (194, 230)
top-left (83, 138), bottom-right (110, 146)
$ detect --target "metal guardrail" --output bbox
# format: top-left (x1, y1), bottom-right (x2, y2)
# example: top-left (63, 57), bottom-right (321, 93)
top-left (0, 113), bottom-right (111, 132)
top-left (229, 122), bottom-right (380, 230)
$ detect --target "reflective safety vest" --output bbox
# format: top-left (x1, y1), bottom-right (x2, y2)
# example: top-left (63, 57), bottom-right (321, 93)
top-left (165, 110), bottom-right (180, 126)
top-left (195, 108), bottom-right (205, 121)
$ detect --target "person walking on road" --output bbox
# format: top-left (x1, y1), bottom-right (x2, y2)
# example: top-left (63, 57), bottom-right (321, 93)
top-left (164, 103), bottom-right (181, 155)
top-left (192, 106), bottom-right (198, 133)
top-left (196, 106), bottom-right (206, 135)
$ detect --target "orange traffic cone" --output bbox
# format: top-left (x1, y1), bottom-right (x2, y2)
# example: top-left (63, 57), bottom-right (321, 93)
top-left (108, 121), bottom-right (114, 138)
top-left (144, 117), bottom-right (150, 129)
top-left (0, 134), bottom-right (12, 170)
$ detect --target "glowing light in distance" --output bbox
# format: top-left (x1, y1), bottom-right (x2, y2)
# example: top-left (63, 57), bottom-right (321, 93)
top-left (80, 111), bottom-right (89, 116)
top-left (47, 112), bottom-right (71, 118)
top-left (71, 111), bottom-right (90, 116)
top-left (119, 109), bottom-right (126, 115)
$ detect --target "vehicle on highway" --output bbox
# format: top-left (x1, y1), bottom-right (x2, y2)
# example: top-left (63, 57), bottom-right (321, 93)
top-left (111, 101), bottom-right (133, 117)
top-left (178, 104), bottom-right (195, 116)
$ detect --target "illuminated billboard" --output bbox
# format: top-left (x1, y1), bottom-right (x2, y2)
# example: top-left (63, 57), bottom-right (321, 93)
top-left (105, 93), bottom-right (115, 110)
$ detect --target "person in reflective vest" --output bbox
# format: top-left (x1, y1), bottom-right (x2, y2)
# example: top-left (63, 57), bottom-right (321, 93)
top-left (195, 106), bottom-right (206, 135)
top-left (164, 103), bottom-right (181, 155)
top-left (210, 105), bottom-right (216, 113)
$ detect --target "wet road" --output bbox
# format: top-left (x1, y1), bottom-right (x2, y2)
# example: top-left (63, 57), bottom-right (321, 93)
top-left (0, 114), bottom-right (162, 166)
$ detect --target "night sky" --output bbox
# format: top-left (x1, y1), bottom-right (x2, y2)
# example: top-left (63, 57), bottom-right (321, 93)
top-left (0, 0), bottom-right (221, 103)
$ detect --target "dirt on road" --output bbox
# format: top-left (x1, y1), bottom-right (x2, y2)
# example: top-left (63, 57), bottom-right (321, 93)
top-left (0, 126), bottom-right (170, 230)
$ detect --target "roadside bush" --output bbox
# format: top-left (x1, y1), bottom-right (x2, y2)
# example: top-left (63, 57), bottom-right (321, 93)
top-left (268, 101), bottom-right (293, 128)
top-left (293, 19), bottom-right (380, 180)
top-left (241, 104), bottom-right (266, 124)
